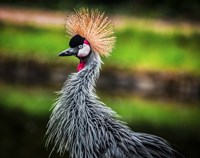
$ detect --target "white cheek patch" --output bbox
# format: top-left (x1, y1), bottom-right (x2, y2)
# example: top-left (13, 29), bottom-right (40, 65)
top-left (77, 44), bottom-right (90, 57)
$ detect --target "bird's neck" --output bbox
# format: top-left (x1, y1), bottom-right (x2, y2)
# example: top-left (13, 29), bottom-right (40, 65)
top-left (46, 52), bottom-right (116, 157)
top-left (76, 52), bottom-right (101, 86)
top-left (61, 52), bottom-right (102, 108)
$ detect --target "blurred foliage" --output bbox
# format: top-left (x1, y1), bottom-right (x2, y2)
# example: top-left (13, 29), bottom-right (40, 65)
top-left (1, 22), bottom-right (200, 75)
top-left (1, 0), bottom-right (200, 19)
top-left (0, 22), bottom-right (66, 61)
top-left (0, 84), bottom-right (199, 128)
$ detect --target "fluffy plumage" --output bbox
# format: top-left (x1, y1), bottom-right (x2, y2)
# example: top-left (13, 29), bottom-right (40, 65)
top-left (65, 8), bottom-right (116, 56)
top-left (46, 52), bottom-right (183, 158)
top-left (46, 8), bottom-right (183, 158)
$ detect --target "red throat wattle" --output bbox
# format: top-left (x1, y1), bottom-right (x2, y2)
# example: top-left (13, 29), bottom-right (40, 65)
top-left (77, 61), bottom-right (85, 72)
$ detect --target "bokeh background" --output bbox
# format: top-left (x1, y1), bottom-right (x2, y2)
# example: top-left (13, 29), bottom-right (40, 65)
top-left (0, 1), bottom-right (200, 158)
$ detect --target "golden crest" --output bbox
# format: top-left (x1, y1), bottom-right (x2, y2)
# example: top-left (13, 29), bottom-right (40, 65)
top-left (65, 8), bottom-right (116, 56)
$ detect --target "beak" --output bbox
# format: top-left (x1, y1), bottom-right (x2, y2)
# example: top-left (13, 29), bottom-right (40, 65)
top-left (58, 47), bottom-right (78, 56)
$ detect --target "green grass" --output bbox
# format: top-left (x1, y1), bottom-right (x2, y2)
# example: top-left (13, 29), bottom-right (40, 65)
top-left (0, 85), bottom-right (55, 115)
top-left (0, 84), bottom-right (199, 128)
top-left (105, 96), bottom-right (200, 127)
top-left (0, 23), bottom-right (68, 61)
top-left (108, 28), bottom-right (200, 73)
top-left (0, 22), bottom-right (200, 74)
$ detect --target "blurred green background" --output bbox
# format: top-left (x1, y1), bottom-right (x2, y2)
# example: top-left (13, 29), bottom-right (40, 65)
top-left (0, 0), bottom-right (200, 158)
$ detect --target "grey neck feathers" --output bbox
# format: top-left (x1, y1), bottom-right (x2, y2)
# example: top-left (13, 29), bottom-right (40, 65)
top-left (46, 51), bottom-right (180, 158)
top-left (46, 51), bottom-right (117, 157)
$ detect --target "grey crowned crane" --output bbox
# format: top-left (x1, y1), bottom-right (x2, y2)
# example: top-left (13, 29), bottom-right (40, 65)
top-left (46, 8), bottom-right (183, 158)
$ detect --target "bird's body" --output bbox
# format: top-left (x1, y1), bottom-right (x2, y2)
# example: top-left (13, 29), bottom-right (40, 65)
top-left (47, 51), bottom-right (181, 158)
top-left (46, 8), bottom-right (183, 158)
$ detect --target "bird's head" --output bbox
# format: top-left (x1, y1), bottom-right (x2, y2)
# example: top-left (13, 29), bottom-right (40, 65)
top-left (58, 8), bottom-right (116, 72)
top-left (59, 34), bottom-right (91, 71)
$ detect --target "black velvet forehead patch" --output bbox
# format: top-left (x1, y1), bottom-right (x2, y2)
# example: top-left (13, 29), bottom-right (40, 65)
top-left (69, 34), bottom-right (85, 48)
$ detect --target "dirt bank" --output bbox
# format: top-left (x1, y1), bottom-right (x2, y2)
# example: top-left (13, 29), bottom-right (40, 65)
top-left (0, 56), bottom-right (199, 104)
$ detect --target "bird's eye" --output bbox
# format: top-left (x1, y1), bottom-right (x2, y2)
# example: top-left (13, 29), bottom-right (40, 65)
top-left (78, 45), bottom-right (83, 49)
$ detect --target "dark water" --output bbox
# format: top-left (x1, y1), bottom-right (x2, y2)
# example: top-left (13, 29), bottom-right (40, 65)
top-left (0, 106), bottom-right (199, 158)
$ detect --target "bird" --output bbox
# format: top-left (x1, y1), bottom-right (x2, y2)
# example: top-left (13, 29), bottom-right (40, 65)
top-left (46, 8), bottom-right (183, 158)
